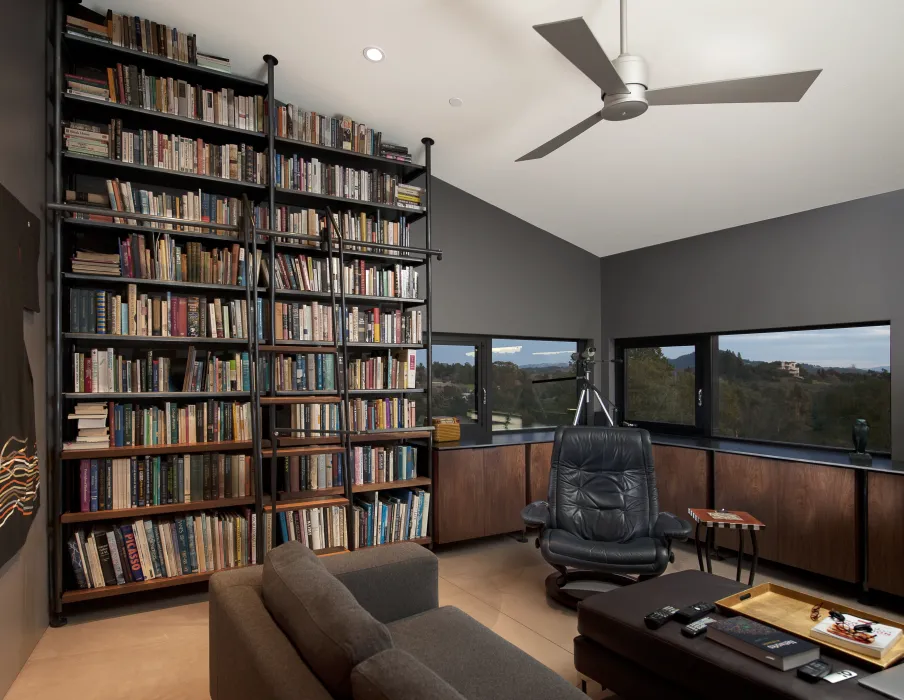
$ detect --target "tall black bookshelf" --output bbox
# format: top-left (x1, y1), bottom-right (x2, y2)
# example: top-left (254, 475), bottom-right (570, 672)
top-left (47, 2), bottom-right (439, 625)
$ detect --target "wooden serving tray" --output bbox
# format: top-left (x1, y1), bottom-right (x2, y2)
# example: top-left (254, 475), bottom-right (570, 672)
top-left (716, 583), bottom-right (904, 669)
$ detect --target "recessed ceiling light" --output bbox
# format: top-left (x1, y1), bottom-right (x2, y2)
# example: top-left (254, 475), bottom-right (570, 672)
top-left (363, 46), bottom-right (385, 62)
top-left (449, 97), bottom-right (463, 107)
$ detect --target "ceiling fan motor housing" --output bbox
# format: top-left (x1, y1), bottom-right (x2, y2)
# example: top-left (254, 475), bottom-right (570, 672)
top-left (603, 54), bottom-right (648, 121)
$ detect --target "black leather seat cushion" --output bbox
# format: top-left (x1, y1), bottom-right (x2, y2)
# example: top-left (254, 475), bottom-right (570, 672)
top-left (540, 529), bottom-right (669, 574)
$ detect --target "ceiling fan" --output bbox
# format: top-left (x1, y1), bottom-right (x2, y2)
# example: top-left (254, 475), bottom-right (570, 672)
top-left (517, 0), bottom-right (822, 161)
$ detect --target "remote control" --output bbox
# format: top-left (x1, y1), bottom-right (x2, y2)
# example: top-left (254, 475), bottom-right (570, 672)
top-left (681, 617), bottom-right (716, 638)
top-left (644, 606), bottom-right (679, 630)
top-left (797, 659), bottom-right (832, 683)
top-left (675, 601), bottom-right (716, 624)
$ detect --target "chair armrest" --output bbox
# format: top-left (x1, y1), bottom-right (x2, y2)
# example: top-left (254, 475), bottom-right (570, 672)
top-left (522, 501), bottom-right (550, 528)
top-left (653, 512), bottom-right (693, 542)
top-left (321, 542), bottom-right (437, 623)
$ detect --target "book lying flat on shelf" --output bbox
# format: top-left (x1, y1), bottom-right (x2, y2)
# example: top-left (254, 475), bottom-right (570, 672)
top-left (811, 613), bottom-right (902, 659)
top-left (706, 617), bottom-right (820, 670)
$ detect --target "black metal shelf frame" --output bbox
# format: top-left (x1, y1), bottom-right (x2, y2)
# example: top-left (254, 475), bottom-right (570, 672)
top-left (48, 8), bottom-right (439, 624)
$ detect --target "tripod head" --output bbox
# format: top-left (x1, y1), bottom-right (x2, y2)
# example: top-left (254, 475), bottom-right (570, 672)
top-left (572, 347), bottom-right (597, 377)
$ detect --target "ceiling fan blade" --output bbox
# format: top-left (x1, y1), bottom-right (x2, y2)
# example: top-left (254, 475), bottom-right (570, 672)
top-left (516, 111), bottom-right (604, 162)
top-left (646, 69), bottom-right (822, 106)
top-left (534, 17), bottom-right (630, 96)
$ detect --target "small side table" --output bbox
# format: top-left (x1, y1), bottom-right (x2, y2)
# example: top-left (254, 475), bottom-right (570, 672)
top-left (688, 508), bottom-right (765, 586)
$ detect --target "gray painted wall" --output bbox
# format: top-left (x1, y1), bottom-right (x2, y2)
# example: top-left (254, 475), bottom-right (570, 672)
top-left (413, 177), bottom-right (601, 343)
top-left (598, 190), bottom-right (904, 459)
top-left (0, 0), bottom-right (48, 694)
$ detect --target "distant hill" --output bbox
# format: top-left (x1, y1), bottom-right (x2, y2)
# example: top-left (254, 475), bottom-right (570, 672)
top-left (668, 352), bottom-right (889, 375)
top-left (669, 352), bottom-right (696, 371)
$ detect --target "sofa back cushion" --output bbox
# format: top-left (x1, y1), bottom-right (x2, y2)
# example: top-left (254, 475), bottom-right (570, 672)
top-left (351, 649), bottom-right (467, 700)
top-left (263, 542), bottom-right (393, 700)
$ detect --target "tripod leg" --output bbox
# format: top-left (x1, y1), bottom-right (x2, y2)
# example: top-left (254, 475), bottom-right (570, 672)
top-left (591, 388), bottom-right (614, 426)
top-left (573, 388), bottom-right (587, 426)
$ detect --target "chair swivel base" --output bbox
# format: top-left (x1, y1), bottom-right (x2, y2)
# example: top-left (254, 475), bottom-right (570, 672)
top-left (544, 570), bottom-right (650, 609)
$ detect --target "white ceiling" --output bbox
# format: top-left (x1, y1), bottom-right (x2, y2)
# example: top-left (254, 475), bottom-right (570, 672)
top-left (97, 0), bottom-right (904, 257)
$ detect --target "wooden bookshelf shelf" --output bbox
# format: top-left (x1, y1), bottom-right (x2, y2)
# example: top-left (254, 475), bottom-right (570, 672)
top-left (264, 496), bottom-right (349, 513)
top-left (63, 391), bottom-right (250, 400)
top-left (64, 332), bottom-right (249, 346)
top-left (273, 135), bottom-right (426, 180)
top-left (359, 537), bottom-right (431, 550)
top-left (351, 477), bottom-right (431, 493)
top-left (63, 218), bottom-right (243, 242)
top-left (63, 152), bottom-right (267, 195)
top-left (348, 342), bottom-right (424, 349)
top-left (275, 436), bottom-right (342, 448)
top-left (277, 486), bottom-right (345, 500)
top-left (62, 93), bottom-right (268, 142)
top-left (269, 446), bottom-right (346, 458)
top-left (274, 187), bottom-right (425, 223)
top-left (62, 568), bottom-right (221, 602)
top-left (60, 439), bottom-right (253, 460)
top-left (315, 546), bottom-right (349, 557)
top-left (61, 496), bottom-right (255, 523)
top-left (64, 271), bottom-right (249, 295)
top-left (268, 287), bottom-right (425, 307)
top-left (348, 388), bottom-right (425, 396)
top-left (349, 431), bottom-right (432, 443)
top-left (63, 33), bottom-right (268, 91)
top-left (258, 341), bottom-right (337, 352)
top-left (269, 239), bottom-right (425, 266)
top-left (260, 395), bottom-right (341, 405)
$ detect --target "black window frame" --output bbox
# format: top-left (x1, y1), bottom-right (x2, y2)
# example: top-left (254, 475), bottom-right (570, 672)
top-left (425, 333), bottom-right (586, 442)
top-left (614, 321), bottom-right (891, 455)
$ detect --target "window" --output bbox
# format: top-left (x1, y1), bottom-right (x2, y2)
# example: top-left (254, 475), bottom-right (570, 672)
top-left (416, 335), bottom-right (583, 438)
top-left (491, 339), bottom-right (578, 431)
top-left (716, 326), bottom-right (891, 451)
top-left (616, 323), bottom-right (892, 453)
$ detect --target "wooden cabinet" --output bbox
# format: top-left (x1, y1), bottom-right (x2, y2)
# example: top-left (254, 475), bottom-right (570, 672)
top-left (433, 445), bottom-right (526, 544)
top-left (527, 442), bottom-right (554, 504)
top-left (867, 472), bottom-right (904, 597)
top-left (651, 445), bottom-right (710, 519)
top-left (714, 453), bottom-right (859, 582)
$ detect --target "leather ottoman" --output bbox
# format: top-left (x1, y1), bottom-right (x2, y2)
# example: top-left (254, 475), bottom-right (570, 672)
top-left (575, 570), bottom-right (880, 700)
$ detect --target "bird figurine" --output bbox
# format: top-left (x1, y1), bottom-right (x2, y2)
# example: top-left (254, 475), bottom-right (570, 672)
top-left (852, 419), bottom-right (870, 454)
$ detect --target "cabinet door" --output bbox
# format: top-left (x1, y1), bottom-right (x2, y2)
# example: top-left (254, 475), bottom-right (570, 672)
top-left (433, 449), bottom-right (486, 544)
top-left (868, 472), bottom-right (904, 596)
top-left (651, 445), bottom-right (710, 520)
top-left (527, 442), bottom-right (554, 504)
top-left (483, 446), bottom-right (527, 537)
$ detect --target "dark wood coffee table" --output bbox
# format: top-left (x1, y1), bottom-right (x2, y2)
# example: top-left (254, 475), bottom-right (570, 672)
top-left (688, 507), bottom-right (765, 585)
top-left (575, 570), bottom-right (878, 700)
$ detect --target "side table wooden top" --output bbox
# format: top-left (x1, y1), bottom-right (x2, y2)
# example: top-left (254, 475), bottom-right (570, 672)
top-left (688, 508), bottom-right (765, 530)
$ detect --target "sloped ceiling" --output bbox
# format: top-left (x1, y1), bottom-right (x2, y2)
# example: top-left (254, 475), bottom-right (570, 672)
top-left (97, 0), bottom-right (904, 255)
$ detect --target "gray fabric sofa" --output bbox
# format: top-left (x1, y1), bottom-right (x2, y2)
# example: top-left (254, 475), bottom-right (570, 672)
top-left (210, 541), bottom-right (586, 700)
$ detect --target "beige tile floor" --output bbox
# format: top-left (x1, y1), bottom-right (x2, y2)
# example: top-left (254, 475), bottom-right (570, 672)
top-left (7, 537), bottom-right (903, 700)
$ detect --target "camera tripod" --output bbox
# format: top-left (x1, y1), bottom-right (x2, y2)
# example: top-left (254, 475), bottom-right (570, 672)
top-left (533, 347), bottom-right (616, 427)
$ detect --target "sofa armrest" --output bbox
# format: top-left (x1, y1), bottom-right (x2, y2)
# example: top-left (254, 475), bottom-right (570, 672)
top-left (522, 501), bottom-right (550, 529)
top-left (322, 542), bottom-right (438, 623)
top-left (653, 512), bottom-right (693, 542)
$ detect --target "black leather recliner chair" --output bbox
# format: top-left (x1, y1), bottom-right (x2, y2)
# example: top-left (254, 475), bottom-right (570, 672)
top-left (522, 426), bottom-right (692, 608)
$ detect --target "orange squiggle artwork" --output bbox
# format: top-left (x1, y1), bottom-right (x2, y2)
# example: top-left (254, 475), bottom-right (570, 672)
top-left (0, 437), bottom-right (40, 528)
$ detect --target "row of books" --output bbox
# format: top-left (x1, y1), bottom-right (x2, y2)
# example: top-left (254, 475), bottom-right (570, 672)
top-left (181, 348), bottom-right (252, 392)
top-left (339, 262), bottom-right (420, 299)
top-left (272, 154), bottom-right (421, 209)
top-left (103, 179), bottom-right (244, 232)
top-left (273, 103), bottom-right (409, 161)
top-left (349, 398), bottom-right (417, 432)
top-left (347, 351), bottom-right (417, 391)
top-left (65, 119), bottom-right (268, 184)
top-left (76, 452), bottom-right (253, 512)
top-left (72, 348), bottom-right (177, 393)
top-left (270, 301), bottom-right (334, 342)
top-left (345, 307), bottom-right (423, 345)
top-left (253, 206), bottom-right (412, 254)
top-left (274, 506), bottom-right (347, 551)
top-left (264, 353), bottom-right (337, 392)
top-left (67, 509), bottom-right (257, 591)
top-left (280, 453), bottom-right (344, 493)
top-left (63, 400), bottom-right (252, 450)
top-left (286, 403), bottom-right (341, 433)
top-left (70, 286), bottom-right (250, 339)
top-left (350, 446), bottom-right (418, 486)
top-left (112, 235), bottom-right (248, 286)
top-left (68, 64), bottom-right (262, 132)
top-left (67, 10), bottom-right (202, 67)
top-left (353, 489), bottom-right (430, 547)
